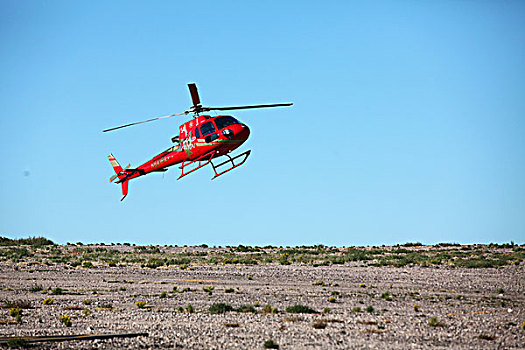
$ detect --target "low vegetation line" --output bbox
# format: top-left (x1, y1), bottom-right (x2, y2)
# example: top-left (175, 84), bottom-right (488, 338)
top-left (1, 236), bottom-right (523, 269)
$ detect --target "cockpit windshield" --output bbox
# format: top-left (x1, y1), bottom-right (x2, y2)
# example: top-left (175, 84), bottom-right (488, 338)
top-left (214, 116), bottom-right (239, 130)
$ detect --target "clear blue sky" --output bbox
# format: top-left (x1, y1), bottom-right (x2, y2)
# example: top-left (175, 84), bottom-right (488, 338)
top-left (1, 1), bottom-right (524, 246)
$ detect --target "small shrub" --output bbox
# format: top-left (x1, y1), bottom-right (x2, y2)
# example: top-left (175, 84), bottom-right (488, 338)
top-left (59, 315), bottom-right (72, 327)
top-left (478, 334), bottom-right (495, 340)
top-left (381, 292), bottom-right (392, 301)
top-left (247, 275), bottom-right (253, 280)
top-left (428, 316), bottom-right (443, 327)
top-left (209, 303), bottom-right (233, 314)
top-left (160, 292), bottom-right (167, 298)
top-left (323, 307), bottom-right (331, 314)
top-left (9, 307), bottom-right (22, 318)
top-left (108, 260), bottom-right (117, 267)
top-left (328, 297), bottom-right (336, 303)
top-left (313, 280), bottom-right (326, 286)
top-left (2, 299), bottom-right (31, 309)
top-left (186, 304), bottom-right (194, 313)
top-left (263, 339), bottom-right (279, 349)
top-left (279, 257), bottom-right (290, 265)
top-left (285, 304), bottom-right (317, 314)
top-left (236, 305), bottom-right (256, 313)
top-left (224, 322), bottom-right (239, 327)
top-left (70, 260), bottom-right (81, 267)
top-left (202, 286), bottom-right (215, 295)
top-left (225, 288), bottom-right (234, 293)
top-left (360, 283), bottom-right (366, 288)
top-left (0, 235), bottom-right (53, 247)
top-left (402, 242), bottom-right (422, 247)
top-left (82, 261), bottom-right (94, 268)
top-left (353, 306), bottom-right (361, 313)
top-left (497, 287), bottom-right (504, 294)
top-left (366, 305), bottom-right (374, 313)
top-left (263, 304), bottom-right (273, 314)
top-left (135, 301), bottom-right (147, 309)
top-left (99, 303), bottom-right (113, 310)
top-left (52, 287), bottom-right (63, 295)
top-left (43, 298), bottom-right (54, 305)
top-left (82, 299), bottom-right (92, 305)
top-left (312, 320), bottom-right (327, 329)
top-left (30, 284), bottom-right (43, 292)
top-left (357, 320), bottom-right (377, 325)
top-left (145, 258), bottom-right (164, 269)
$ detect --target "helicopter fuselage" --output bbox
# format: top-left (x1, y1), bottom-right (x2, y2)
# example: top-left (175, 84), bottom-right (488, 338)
top-left (109, 115), bottom-right (250, 192)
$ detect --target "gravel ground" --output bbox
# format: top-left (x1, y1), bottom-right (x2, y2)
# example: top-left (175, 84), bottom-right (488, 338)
top-left (1, 257), bottom-right (524, 349)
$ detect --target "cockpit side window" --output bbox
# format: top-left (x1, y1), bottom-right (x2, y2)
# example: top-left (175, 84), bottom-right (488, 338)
top-left (200, 121), bottom-right (216, 136)
top-left (194, 127), bottom-right (201, 139)
top-left (214, 116), bottom-right (239, 130)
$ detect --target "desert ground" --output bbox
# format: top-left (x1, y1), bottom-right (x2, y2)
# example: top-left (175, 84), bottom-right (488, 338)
top-left (1, 240), bottom-right (524, 349)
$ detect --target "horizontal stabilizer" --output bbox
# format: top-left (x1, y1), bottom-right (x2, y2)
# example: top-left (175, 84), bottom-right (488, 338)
top-left (124, 168), bottom-right (146, 175)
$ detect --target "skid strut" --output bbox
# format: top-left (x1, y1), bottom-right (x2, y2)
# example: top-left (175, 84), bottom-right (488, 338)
top-left (211, 150), bottom-right (251, 179)
top-left (178, 151), bottom-right (215, 179)
top-left (178, 150), bottom-right (251, 180)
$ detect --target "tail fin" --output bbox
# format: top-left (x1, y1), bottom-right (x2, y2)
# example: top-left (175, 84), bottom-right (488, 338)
top-left (108, 153), bottom-right (123, 180)
top-left (108, 153), bottom-right (130, 201)
top-left (121, 179), bottom-right (129, 201)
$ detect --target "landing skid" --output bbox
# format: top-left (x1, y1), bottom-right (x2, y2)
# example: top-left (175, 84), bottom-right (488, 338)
top-left (177, 150), bottom-right (251, 180)
top-left (211, 150), bottom-right (251, 179)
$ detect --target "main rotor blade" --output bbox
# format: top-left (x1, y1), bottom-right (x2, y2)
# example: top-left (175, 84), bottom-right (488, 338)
top-left (102, 112), bottom-right (186, 132)
top-left (188, 83), bottom-right (201, 107)
top-left (205, 103), bottom-right (293, 112)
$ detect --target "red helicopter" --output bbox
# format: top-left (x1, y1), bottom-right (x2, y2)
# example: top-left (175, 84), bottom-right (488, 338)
top-left (104, 83), bottom-right (292, 200)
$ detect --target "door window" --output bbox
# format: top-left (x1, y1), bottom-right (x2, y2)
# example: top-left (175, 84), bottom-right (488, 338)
top-left (200, 121), bottom-right (216, 136)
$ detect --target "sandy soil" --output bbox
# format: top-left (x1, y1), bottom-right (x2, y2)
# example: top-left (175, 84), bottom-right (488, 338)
top-left (1, 251), bottom-right (524, 349)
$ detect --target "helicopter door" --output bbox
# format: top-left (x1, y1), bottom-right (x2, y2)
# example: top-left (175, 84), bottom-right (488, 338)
top-left (200, 121), bottom-right (219, 143)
